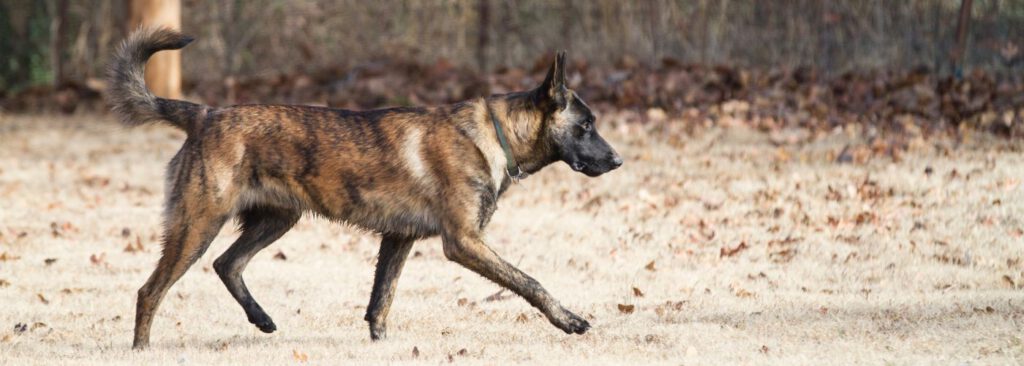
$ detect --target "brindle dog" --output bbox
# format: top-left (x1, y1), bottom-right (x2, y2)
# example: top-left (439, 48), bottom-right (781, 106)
top-left (108, 28), bottom-right (622, 349)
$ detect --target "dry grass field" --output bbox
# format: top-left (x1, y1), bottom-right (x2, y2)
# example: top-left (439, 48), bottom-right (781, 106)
top-left (0, 113), bottom-right (1022, 365)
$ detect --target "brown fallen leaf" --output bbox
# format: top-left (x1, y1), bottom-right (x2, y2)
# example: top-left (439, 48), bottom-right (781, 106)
top-left (124, 235), bottom-right (146, 253)
top-left (770, 248), bottom-right (798, 263)
top-left (292, 349), bottom-right (308, 362)
top-left (44, 258), bottom-right (57, 266)
top-left (78, 176), bottom-right (110, 187)
top-left (974, 306), bottom-right (996, 313)
top-left (720, 241), bottom-right (749, 258)
top-left (0, 279), bottom-right (10, 287)
top-left (644, 260), bottom-right (656, 271)
top-left (49, 221), bottom-right (78, 237)
top-left (632, 287), bottom-right (645, 297)
top-left (0, 252), bottom-right (21, 261)
top-left (854, 211), bottom-right (876, 225)
top-left (617, 304), bottom-right (635, 314)
top-left (702, 201), bottom-right (722, 211)
top-left (273, 250), bottom-right (288, 261)
top-left (730, 284), bottom-right (755, 298)
top-left (412, 346), bottom-right (420, 358)
top-left (1003, 275), bottom-right (1016, 288)
top-left (90, 253), bottom-right (106, 266)
top-left (698, 219), bottom-right (716, 240)
top-left (457, 348), bottom-right (467, 356)
top-left (37, 293), bottom-right (49, 304)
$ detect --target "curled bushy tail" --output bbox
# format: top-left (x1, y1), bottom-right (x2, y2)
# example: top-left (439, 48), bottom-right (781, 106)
top-left (107, 27), bottom-right (204, 133)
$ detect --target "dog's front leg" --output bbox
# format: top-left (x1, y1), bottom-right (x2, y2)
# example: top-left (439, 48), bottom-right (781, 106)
top-left (440, 227), bottom-right (591, 335)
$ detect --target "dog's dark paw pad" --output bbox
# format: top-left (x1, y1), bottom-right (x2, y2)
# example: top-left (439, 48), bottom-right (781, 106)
top-left (255, 320), bottom-right (277, 333)
top-left (566, 314), bottom-right (590, 335)
top-left (573, 319), bottom-right (591, 334)
top-left (554, 309), bottom-right (591, 335)
top-left (248, 314), bottom-right (277, 333)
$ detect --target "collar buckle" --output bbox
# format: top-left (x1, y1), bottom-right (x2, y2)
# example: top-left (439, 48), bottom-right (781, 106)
top-left (506, 166), bottom-right (527, 183)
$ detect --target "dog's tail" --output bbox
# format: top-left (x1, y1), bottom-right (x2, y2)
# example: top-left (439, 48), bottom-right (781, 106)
top-left (107, 27), bottom-right (204, 133)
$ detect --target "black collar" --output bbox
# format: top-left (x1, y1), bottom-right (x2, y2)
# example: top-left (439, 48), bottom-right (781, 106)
top-left (484, 102), bottom-right (525, 182)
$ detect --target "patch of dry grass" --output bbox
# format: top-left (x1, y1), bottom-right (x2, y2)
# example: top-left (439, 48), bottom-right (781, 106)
top-left (0, 114), bottom-right (1022, 365)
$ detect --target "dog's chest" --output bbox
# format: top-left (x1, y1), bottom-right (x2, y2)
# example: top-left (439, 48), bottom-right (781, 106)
top-left (475, 133), bottom-right (508, 197)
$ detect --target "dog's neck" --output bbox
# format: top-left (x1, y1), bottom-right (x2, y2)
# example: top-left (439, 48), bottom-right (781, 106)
top-left (483, 92), bottom-right (558, 176)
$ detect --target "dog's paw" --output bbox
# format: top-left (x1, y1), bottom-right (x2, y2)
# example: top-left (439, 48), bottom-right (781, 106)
top-left (131, 339), bottom-right (150, 350)
top-left (248, 313), bottom-right (277, 333)
top-left (368, 322), bottom-right (387, 341)
top-left (552, 308), bottom-right (591, 335)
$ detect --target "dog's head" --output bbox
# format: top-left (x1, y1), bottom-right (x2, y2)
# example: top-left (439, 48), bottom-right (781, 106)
top-left (533, 52), bottom-right (622, 177)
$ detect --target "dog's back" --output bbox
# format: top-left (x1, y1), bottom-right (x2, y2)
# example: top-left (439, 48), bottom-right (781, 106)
top-left (197, 103), bottom-right (488, 238)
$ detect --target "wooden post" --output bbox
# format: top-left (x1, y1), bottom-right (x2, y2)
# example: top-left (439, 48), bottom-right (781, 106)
top-left (129, 0), bottom-right (182, 99)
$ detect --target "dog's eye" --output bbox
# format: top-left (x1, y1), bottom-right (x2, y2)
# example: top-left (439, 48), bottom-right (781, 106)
top-left (579, 118), bottom-right (594, 131)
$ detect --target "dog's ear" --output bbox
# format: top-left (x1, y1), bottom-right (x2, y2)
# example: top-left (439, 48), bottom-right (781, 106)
top-left (535, 51), bottom-right (568, 109)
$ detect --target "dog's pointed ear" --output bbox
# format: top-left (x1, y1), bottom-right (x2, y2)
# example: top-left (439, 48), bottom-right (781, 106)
top-left (536, 51), bottom-right (568, 108)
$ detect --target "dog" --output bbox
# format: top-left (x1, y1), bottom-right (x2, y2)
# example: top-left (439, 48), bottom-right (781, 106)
top-left (108, 27), bottom-right (622, 349)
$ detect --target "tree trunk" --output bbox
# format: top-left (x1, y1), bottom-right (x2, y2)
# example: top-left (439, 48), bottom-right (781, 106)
top-left (951, 0), bottom-right (973, 79)
top-left (49, 0), bottom-right (67, 88)
top-left (129, 0), bottom-right (182, 99)
top-left (476, 0), bottom-right (490, 72)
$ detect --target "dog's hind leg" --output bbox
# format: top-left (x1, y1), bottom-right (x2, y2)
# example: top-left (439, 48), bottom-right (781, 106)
top-left (214, 206), bottom-right (301, 333)
top-left (133, 191), bottom-right (231, 349)
top-left (364, 234), bottom-right (415, 341)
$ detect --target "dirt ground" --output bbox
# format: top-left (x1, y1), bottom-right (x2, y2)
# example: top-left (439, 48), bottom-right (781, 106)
top-left (0, 113), bottom-right (1022, 365)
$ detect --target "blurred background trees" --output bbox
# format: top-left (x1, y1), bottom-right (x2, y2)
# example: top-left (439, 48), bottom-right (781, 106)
top-left (2, 0), bottom-right (1022, 94)
top-left (0, 0), bottom-right (1021, 136)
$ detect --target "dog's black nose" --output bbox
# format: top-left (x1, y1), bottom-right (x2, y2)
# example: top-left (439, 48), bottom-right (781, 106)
top-left (610, 154), bottom-right (623, 168)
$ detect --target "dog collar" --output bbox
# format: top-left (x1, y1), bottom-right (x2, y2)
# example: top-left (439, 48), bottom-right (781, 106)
top-left (484, 102), bottom-right (525, 182)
